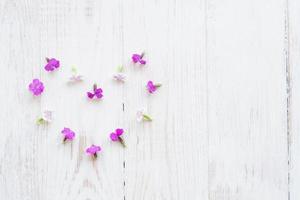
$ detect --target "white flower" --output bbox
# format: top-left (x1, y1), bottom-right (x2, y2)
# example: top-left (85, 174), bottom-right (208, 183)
top-left (37, 110), bottom-right (53, 124)
top-left (68, 67), bottom-right (83, 83)
top-left (136, 110), bottom-right (144, 122)
top-left (42, 110), bottom-right (52, 122)
top-left (69, 75), bottom-right (83, 83)
top-left (113, 73), bottom-right (126, 83)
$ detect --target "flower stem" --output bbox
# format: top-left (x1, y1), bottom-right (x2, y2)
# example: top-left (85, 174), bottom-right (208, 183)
top-left (93, 83), bottom-right (97, 91)
top-left (71, 66), bottom-right (77, 74)
top-left (118, 137), bottom-right (126, 148)
top-left (117, 65), bottom-right (124, 72)
top-left (36, 118), bottom-right (45, 125)
top-left (143, 114), bottom-right (152, 121)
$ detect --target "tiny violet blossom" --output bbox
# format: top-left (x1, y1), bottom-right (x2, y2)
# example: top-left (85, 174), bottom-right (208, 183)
top-left (37, 110), bottom-right (53, 125)
top-left (86, 145), bottom-right (102, 158)
top-left (61, 127), bottom-right (75, 142)
top-left (113, 73), bottom-right (126, 83)
top-left (136, 110), bottom-right (152, 122)
top-left (110, 128), bottom-right (126, 147)
top-left (131, 53), bottom-right (146, 65)
top-left (113, 65), bottom-right (125, 83)
top-left (69, 67), bottom-right (83, 83)
top-left (87, 84), bottom-right (103, 99)
top-left (44, 57), bottom-right (60, 72)
top-left (146, 81), bottom-right (161, 94)
top-left (29, 79), bottom-right (44, 96)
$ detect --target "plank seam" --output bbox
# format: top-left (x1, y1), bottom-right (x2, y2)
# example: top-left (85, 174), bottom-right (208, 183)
top-left (284, 0), bottom-right (291, 199)
top-left (204, 0), bottom-right (210, 199)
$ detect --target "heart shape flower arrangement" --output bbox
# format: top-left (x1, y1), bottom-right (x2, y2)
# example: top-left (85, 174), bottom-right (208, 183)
top-left (28, 53), bottom-right (162, 159)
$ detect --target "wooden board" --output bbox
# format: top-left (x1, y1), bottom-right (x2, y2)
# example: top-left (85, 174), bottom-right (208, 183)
top-left (0, 0), bottom-right (294, 199)
top-left (289, 0), bottom-right (300, 199)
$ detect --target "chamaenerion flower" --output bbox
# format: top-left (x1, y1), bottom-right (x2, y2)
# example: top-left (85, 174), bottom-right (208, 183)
top-left (61, 127), bottom-right (75, 142)
top-left (146, 81), bottom-right (161, 94)
top-left (86, 144), bottom-right (102, 158)
top-left (132, 53), bottom-right (146, 65)
top-left (87, 84), bottom-right (103, 99)
top-left (29, 79), bottom-right (44, 96)
top-left (44, 57), bottom-right (60, 71)
top-left (110, 128), bottom-right (126, 147)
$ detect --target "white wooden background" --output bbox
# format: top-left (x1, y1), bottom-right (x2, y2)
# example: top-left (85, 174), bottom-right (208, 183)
top-left (0, 0), bottom-right (299, 199)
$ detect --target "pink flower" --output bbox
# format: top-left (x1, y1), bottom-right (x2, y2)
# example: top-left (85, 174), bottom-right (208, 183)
top-left (87, 84), bottom-right (103, 99)
top-left (29, 79), bottom-right (44, 96)
top-left (86, 145), bottom-right (101, 158)
top-left (110, 128), bottom-right (126, 147)
top-left (146, 81), bottom-right (161, 94)
top-left (61, 127), bottom-right (75, 142)
top-left (132, 53), bottom-right (146, 65)
top-left (45, 58), bottom-right (60, 72)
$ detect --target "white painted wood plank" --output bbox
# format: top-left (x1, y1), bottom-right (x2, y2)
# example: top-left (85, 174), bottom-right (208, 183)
top-left (122, 0), bottom-right (208, 199)
top-left (206, 0), bottom-right (288, 199)
top-left (0, 1), bottom-right (45, 199)
top-left (39, 0), bottom-right (126, 199)
top-left (0, 0), bottom-right (126, 199)
top-left (0, 1), bottom-right (42, 199)
top-left (288, 0), bottom-right (300, 199)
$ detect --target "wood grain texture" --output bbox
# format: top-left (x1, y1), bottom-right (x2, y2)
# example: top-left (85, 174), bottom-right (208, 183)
top-left (206, 0), bottom-right (288, 199)
top-left (122, 0), bottom-right (208, 199)
top-left (0, 0), bottom-right (293, 199)
top-left (288, 0), bottom-right (300, 199)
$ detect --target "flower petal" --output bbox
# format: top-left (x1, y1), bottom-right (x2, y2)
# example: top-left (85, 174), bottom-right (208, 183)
top-left (115, 128), bottom-right (124, 136)
top-left (110, 133), bottom-right (119, 141)
top-left (45, 64), bottom-right (54, 71)
top-left (87, 92), bottom-right (94, 99)
top-left (139, 59), bottom-right (146, 65)
top-left (131, 54), bottom-right (141, 63)
top-left (86, 145), bottom-right (101, 154)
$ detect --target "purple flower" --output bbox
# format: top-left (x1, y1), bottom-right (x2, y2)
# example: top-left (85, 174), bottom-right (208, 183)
top-left (61, 127), bottom-right (75, 142)
top-left (86, 145), bottom-right (102, 158)
top-left (87, 84), bottom-right (103, 99)
top-left (45, 58), bottom-right (60, 71)
top-left (29, 79), bottom-right (44, 96)
top-left (146, 81), bottom-right (161, 94)
top-left (110, 128), bottom-right (126, 147)
top-left (132, 53), bottom-right (146, 65)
